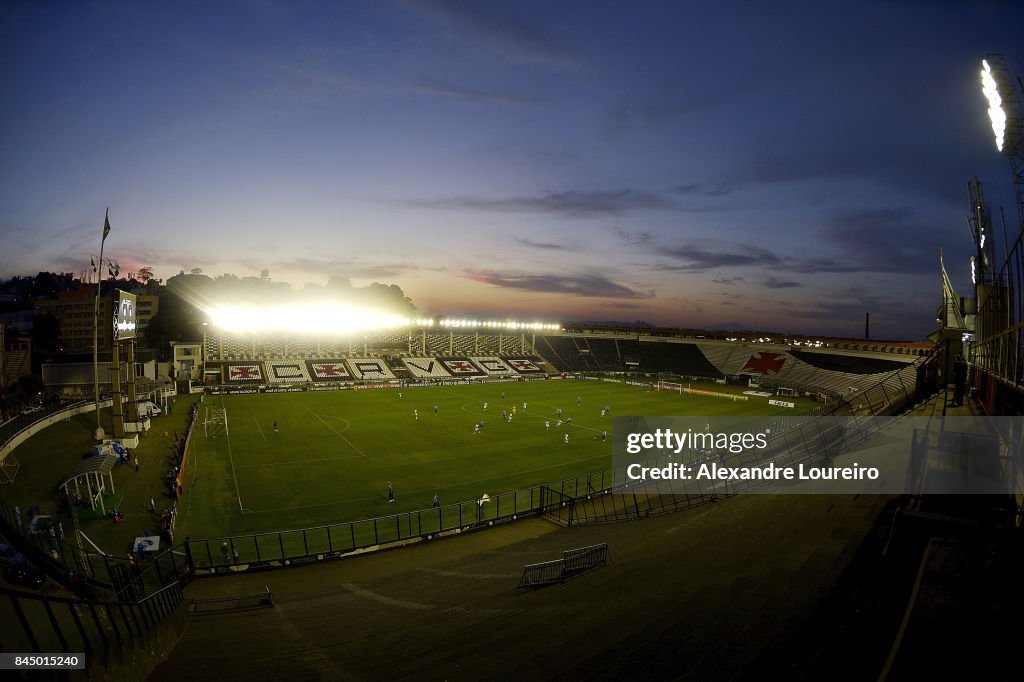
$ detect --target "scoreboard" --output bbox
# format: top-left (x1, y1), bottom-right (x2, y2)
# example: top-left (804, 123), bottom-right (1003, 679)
top-left (113, 291), bottom-right (137, 341)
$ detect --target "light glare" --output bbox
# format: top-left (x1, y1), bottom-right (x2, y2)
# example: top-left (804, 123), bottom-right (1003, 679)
top-left (981, 60), bottom-right (1006, 152)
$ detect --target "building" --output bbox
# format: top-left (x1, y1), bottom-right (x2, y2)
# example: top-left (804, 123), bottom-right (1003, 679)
top-left (34, 286), bottom-right (159, 352)
top-left (170, 341), bottom-right (203, 382)
top-left (41, 351), bottom-right (158, 398)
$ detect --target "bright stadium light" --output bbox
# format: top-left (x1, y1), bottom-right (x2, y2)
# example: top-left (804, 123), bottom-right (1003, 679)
top-left (981, 59), bottom-right (1007, 152)
top-left (207, 304), bottom-right (412, 335)
top-left (435, 317), bottom-right (560, 330)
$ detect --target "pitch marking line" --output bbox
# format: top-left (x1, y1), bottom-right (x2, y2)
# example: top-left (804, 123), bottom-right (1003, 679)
top-left (341, 583), bottom-right (433, 610)
top-left (253, 416), bottom-right (266, 441)
top-left (305, 406), bottom-right (366, 457)
top-left (220, 400), bottom-right (248, 513)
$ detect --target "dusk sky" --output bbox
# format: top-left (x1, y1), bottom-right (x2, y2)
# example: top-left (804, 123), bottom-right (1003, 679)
top-left (2, 0), bottom-right (1022, 340)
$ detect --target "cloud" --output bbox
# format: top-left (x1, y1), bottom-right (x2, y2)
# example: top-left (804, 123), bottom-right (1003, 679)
top-left (613, 226), bottom-right (653, 246)
top-left (673, 183), bottom-right (737, 197)
top-left (461, 269), bottom-right (651, 298)
top-left (655, 243), bottom-right (784, 272)
top-left (412, 189), bottom-right (673, 216)
top-left (410, 77), bottom-right (543, 105)
top-left (238, 257), bottom-right (422, 281)
top-left (515, 237), bottom-right (568, 250)
top-left (403, 0), bottom-right (583, 66)
top-left (712, 276), bottom-right (745, 285)
top-left (652, 204), bottom-right (949, 275)
top-left (762, 277), bottom-right (802, 289)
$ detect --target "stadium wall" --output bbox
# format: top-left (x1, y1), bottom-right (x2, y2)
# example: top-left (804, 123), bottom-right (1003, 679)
top-left (0, 399), bottom-right (107, 462)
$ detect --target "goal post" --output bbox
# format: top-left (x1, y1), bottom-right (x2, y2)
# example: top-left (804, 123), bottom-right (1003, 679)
top-left (656, 381), bottom-right (684, 394)
top-left (205, 407), bottom-right (228, 439)
top-left (0, 451), bottom-right (20, 484)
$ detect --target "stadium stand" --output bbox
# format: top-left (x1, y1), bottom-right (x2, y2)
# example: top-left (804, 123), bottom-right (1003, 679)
top-left (584, 337), bottom-right (624, 371)
top-left (789, 349), bottom-right (908, 374)
top-left (265, 360), bottom-right (312, 384)
top-left (306, 360), bottom-right (355, 382)
top-left (470, 356), bottom-right (516, 376)
top-left (223, 362), bottom-right (265, 384)
top-left (1, 347), bottom-right (29, 386)
top-left (401, 356), bottom-right (452, 378)
top-left (504, 356), bottom-right (547, 374)
top-left (345, 358), bottom-right (397, 380)
top-left (697, 341), bottom-right (751, 375)
top-left (637, 341), bottom-right (724, 378)
top-left (617, 338), bottom-right (641, 369)
top-left (438, 357), bottom-right (485, 377)
top-left (537, 335), bottom-right (595, 371)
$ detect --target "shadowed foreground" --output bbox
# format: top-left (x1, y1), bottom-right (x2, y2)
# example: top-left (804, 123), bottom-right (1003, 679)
top-left (151, 492), bottom-right (898, 680)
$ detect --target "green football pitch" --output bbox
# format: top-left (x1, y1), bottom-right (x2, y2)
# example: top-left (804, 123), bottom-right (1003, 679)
top-left (177, 380), bottom-right (817, 539)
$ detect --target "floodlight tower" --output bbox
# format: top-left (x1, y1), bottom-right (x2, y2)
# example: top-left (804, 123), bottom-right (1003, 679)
top-left (981, 55), bottom-right (1024, 235)
top-left (972, 55), bottom-right (1024, 395)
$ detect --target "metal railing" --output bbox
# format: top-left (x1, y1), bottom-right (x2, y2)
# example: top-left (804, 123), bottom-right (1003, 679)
top-left (1, 580), bottom-right (186, 660)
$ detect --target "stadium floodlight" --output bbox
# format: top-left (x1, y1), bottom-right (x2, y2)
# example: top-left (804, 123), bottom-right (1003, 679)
top-left (981, 59), bottom-right (1007, 152)
top-left (207, 304), bottom-right (412, 335)
top-left (436, 317), bottom-right (560, 331)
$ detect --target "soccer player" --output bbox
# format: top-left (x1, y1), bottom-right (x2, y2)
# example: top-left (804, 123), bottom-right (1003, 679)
top-left (433, 404), bottom-right (438, 415)
top-left (564, 433), bottom-right (569, 445)
top-left (273, 420), bottom-right (278, 433)
top-left (522, 402), bottom-right (527, 410)
top-left (387, 481), bottom-right (395, 502)
top-left (433, 493), bottom-right (440, 508)
top-left (414, 409), bottom-right (419, 420)
top-left (556, 419), bottom-right (563, 428)
top-left (601, 430), bottom-right (607, 442)
top-left (474, 423), bottom-right (481, 435)
top-left (576, 395), bottom-right (581, 406)
top-left (545, 420), bottom-right (550, 430)
top-left (483, 401), bottom-right (488, 411)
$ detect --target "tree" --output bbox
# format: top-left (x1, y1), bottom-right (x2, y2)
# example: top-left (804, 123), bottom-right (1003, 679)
top-left (138, 266), bottom-right (155, 284)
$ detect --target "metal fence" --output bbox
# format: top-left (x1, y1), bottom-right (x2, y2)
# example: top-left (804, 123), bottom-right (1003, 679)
top-left (0, 580), bottom-right (186, 660)
top-left (517, 543), bottom-right (610, 587)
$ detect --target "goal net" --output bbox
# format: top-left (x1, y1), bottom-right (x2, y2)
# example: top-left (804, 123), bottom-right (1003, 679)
top-left (205, 408), bottom-right (228, 439)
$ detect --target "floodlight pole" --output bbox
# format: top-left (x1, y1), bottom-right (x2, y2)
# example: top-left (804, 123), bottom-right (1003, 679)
top-left (93, 227), bottom-right (107, 442)
top-left (983, 54), bottom-right (1024, 235)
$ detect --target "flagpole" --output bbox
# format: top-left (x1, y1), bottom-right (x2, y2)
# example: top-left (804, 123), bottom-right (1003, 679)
top-left (93, 209), bottom-right (109, 441)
